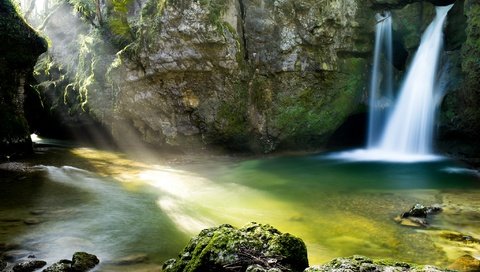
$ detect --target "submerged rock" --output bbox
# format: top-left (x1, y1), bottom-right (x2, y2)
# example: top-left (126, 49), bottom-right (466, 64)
top-left (111, 253), bottom-right (148, 265)
top-left (23, 218), bottom-right (43, 225)
top-left (440, 231), bottom-right (480, 244)
top-left (305, 255), bottom-right (450, 272)
top-left (449, 255), bottom-right (480, 272)
top-left (163, 222), bottom-right (308, 272)
top-left (12, 260), bottom-right (47, 272)
top-left (395, 204), bottom-right (442, 227)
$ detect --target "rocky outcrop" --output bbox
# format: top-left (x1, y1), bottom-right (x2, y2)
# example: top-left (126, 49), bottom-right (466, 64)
top-left (0, 0), bottom-right (47, 157)
top-left (32, 0), bottom-right (374, 153)
top-left (438, 0), bottom-right (480, 165)
top-left (305, 255), bottom-right (452, 272)
top-left (163, 222), bottom-right (308, 272)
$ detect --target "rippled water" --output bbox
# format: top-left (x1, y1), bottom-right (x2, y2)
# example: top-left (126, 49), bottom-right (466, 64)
top-left (0, 145), bottom-right (479, 271)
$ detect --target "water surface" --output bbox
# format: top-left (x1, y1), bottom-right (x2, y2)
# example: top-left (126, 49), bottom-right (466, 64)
top-left (0, 145), bottom-right (479, 270)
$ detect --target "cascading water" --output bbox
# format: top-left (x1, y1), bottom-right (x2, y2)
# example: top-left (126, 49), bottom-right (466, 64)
top-left (376, 4), bottom-right (453, 155)
top-left (331, 5), bottom-right (452, 162)
top-left (367, 12), bottom-right (394, 148)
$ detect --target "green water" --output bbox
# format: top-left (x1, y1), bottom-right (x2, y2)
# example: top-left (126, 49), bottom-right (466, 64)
top-left (0, 146), bottom-right (479, 271)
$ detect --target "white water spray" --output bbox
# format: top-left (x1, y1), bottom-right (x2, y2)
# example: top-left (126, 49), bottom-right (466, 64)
top-left (330, 5), bottom-right (452, 162)
top-left (377, 4), bottom-right (453, 155)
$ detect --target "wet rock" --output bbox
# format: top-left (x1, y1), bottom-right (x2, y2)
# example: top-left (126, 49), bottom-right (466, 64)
top-left (43, 254), bottom-right (97, 272)
top-left (163, 222), bottom-right (308, 272)
top-left (43, 262), bottom-right (72, 272)
top-left (395, 204), bottom-right (442, 227)
top-left (0, 258), bottom-right (6, 271)
top-left (449, 255), bottom-right (480, 272)
top-left (112, 254), bottom-right (148, 265)
top-left (23, 218), bottom-right (42, 225)
top-left (401, 204), bottom-right (442, 218)
top-left (71, 252), bottom-right (99, 272)
top-left (305, 255), bottom-right (451, 272)
top-left (440, 231), bottom-right (480, 244)
top-left (12, 260), bottom-right (46, 272)
top-left (246, 264), bottom-right (282, 272)
top-left (394, 215), bottom-right (428, 227)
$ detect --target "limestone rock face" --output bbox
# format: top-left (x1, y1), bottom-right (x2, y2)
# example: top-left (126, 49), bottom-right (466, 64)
top-left (33, 0), bottom-right (373, 152)
top-left (0, 0), bottom-right (46, 156)
top-left (29, 0), bottom-right (479, 154)
top-left (163, 223), bottom-right (308, 272)
top-left (438, 0), bottom-right (480, 164)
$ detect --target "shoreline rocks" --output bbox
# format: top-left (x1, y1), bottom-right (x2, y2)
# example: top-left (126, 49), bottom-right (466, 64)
top-left (306, 256), bottom-right (452, 272)
top-left (12, 260), bottom-right (46, 272)
top-left (0, 252), bottom-right (99, 272)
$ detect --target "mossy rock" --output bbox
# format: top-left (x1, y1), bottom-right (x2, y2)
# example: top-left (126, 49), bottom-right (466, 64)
top-left (305, 255), bottom-right (452, 272)
top-left (71, 252), bottom-right (99, 271)
top-left (0, 0), bottom-right (47, 68)
top-left (163, 222), bottom-right (308, 272)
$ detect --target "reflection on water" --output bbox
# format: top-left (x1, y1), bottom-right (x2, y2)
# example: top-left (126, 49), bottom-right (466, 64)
top-left (0, 146), bottom-right (479, 270)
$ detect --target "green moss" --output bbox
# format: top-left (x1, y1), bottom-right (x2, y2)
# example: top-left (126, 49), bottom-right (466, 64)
top-left (0, 0), bottom-right (47, 68)
top-left (164, 223), bottom-right (308, 272)
top-left (106, 0), bottom-right (135, 47)
top-left (66, 0), bottom-right (97, 24)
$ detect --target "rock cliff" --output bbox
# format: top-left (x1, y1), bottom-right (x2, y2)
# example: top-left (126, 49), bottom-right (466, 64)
top-left (0, 0), bottom-right (46, 157)
top-left (29, 0), bottom-right (479, 155)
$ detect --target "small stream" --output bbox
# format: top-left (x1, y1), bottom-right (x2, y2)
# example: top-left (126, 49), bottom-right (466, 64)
top-left (0, 143), bottom-right (479, 271)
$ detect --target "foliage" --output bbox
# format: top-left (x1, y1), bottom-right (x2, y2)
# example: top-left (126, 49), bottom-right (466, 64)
top-left (66, 0), bottom-right (97, 25)
top-left (106, 0), bottom-right (135, 47)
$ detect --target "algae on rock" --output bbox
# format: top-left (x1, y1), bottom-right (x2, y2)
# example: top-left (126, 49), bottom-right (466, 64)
top-left (163, 222), bottom-right (308, 272)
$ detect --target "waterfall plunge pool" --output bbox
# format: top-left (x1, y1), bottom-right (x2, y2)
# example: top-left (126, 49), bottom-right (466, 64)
top-left (0, 145), bottom-right (479, 271)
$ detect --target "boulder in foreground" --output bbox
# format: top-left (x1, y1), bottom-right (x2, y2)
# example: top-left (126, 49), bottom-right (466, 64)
top-left (163, 222), bottom-right (308, 272)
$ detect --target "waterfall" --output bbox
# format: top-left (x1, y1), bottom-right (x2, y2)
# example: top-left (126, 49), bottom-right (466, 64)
top-left (376, 4), bottom-right (453, 155)
top-left (367, 12), bottom-right (394, 148)
top-left (330, 5), bottom-right (452, 162)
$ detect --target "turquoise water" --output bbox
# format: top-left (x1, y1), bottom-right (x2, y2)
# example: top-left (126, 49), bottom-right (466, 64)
top-left (0, 146), bottom-right (479, 271)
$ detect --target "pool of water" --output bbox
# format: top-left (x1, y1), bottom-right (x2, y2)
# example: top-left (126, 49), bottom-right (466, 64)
top-left (0, 145), bottom-right (479, 271)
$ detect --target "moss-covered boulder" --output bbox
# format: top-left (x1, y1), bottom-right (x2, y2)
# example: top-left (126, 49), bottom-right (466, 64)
top-left (0, 0), bottom-right (46, 157)
top-left (163, 223), bottom-right (308, 272)
top-left (42, 252), bottom-right (99, 272)
top-left (305, 255), bottom-right (451, 272)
